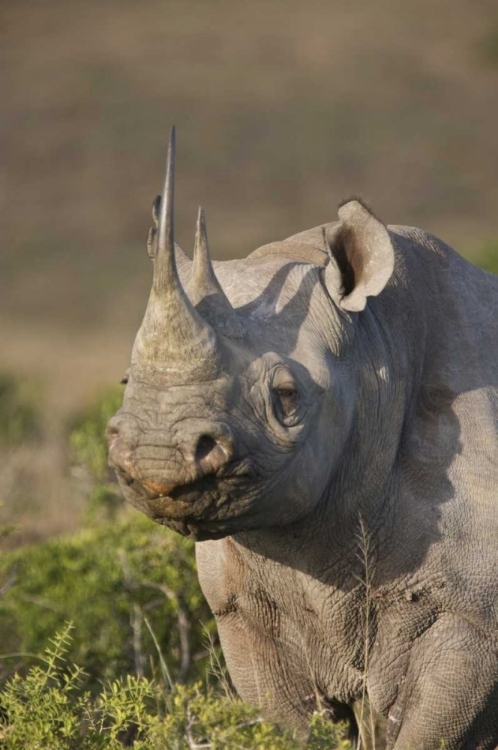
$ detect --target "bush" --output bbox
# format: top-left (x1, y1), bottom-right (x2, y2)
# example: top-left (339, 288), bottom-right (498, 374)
top-left (0, 625), bottom-right (352, 749)
top-left (0, 374), bottom-right (42, 447)
top-left (473, 239), bottom-right (498, 276)
top-left (69, 387), bottom-right (124, 519)
top-left (0, 514), bottom-right (214, 692)
top-left (70, 388), bottom-right (123, 483)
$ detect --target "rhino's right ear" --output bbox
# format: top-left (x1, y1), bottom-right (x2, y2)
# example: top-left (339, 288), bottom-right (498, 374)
top-left (323, 199), bottom-right (394, 313)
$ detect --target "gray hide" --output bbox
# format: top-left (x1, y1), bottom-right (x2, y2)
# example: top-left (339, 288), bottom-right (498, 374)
top-left (108, 129), bottom-right (498, 750)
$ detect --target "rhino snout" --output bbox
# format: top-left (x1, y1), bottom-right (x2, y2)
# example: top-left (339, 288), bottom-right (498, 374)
top-left (106, 414), bottom-right (235, 498)
top-left (107, 414), bottom-right (139, 482)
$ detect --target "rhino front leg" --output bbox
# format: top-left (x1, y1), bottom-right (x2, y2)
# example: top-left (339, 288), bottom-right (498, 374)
top-left (214, 610), bottom-right (359, 745)
top-left (387, 613), bottom-right (498, 750)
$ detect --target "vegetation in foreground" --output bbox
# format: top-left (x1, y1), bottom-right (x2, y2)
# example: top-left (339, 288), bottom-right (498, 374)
top-left (0, 624), bottom-right (352, 749)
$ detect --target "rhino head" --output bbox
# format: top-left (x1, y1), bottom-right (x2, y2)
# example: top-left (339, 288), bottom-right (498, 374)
top-left (107, 128), bottom-right (395, 541)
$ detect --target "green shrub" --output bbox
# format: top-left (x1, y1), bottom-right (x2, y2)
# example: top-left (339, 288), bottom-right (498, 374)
top-left (0, 374), bottom-right (42, 447)
top-left (0, 502), bottom-right (18, 542)
top-left (70, 388), bottom-right (123, 482)
top-left (69, 387), bottom-right (124, 518)
top-left (0, 624), bottom-right (162, 749)
top-left (0, 514), bottom-right (214, 692)
top-left (0, 625), bottom-right (351, 749)
top-left (473, 239), bottom-right (498, 275)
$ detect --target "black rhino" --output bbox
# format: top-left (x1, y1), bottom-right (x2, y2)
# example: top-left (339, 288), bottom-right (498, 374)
top-left (107, 128), bottom-right (498, 749)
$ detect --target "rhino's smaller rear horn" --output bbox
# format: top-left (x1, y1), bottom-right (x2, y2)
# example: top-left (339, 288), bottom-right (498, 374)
top-left (190, 207), bottom-right (244, 337)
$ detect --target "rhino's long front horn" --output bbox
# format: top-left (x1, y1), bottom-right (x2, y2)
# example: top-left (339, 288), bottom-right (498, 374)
top-left (131, 127), bottom-right (219, 383)
top-left (154, 126), bottom-right (178, 292)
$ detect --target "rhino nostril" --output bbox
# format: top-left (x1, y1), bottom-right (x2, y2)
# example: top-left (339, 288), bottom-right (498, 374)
top-left (106, 419), bottom-right (121, 446)
top-left (195, 435), bottom-right (218, 463)
top-left (193, 432), bottom-right (233, 475)
top-left (116, 466), bottom-right (134, 486)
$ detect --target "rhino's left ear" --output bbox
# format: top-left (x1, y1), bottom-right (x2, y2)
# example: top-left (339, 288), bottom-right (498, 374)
top-left (323, 199), bottom-right (394, 312)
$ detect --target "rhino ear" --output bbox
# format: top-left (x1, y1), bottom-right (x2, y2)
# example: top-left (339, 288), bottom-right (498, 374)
top-left (323, 199), bottom-right (394, 312)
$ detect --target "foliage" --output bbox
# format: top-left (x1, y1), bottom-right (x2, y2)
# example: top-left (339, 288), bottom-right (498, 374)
top-left (69, 387), bottom-right (124, 518)
top-left (160, 683), bottom-right (352, 750)
top-left (472, 239), bottom-right (498, 276)
top-left (70, 388), bottom-right (123, 482)
top-left (0, 514), bottom-right (214, 692)
top-left (0, 623), bottom-right (162, 749)
top-left (0, 502), bottom-right (18, 542)
top-left (0, 625), bottom-right (351, 749)
top-left (0, 374), bottom-right (42, 447)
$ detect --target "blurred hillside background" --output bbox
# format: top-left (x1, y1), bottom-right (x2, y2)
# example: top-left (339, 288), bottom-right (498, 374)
top-left (1, 0), bottom-right (498, 538)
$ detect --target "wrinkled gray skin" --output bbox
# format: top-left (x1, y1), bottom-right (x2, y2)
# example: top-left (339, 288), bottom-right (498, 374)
top-left (108, 130), bottom-right (498, 749)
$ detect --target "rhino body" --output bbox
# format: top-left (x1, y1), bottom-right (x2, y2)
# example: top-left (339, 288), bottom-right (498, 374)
top-left (108, 129), bottom-right (498, 749)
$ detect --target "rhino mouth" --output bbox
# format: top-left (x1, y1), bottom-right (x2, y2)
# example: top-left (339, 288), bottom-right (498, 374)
top-left (149, 476), bottom-right (251, 541)
top-left (156, 516), bottom-right (236, 541)
top-left (116, 459), bottom-right (255, 538)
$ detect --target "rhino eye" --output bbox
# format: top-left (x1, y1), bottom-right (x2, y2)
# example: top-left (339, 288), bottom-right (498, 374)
top-left (271, 366), bottom-right (301, 425)
top-left (120, 370), bottom-right (130, 385)
top-left (274, 384), bottom-right (299, 420)
top-left (276, 386), bottom-right (297, 403)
